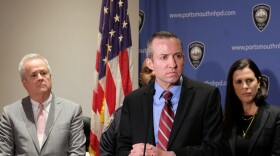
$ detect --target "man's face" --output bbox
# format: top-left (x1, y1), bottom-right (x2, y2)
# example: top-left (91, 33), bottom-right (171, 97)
top-left (140, 63), bottom-right (155, 86)
top-left (147, 37), bottom-right (184, 90)
top-left (22, 58), bottom-right (52, 98)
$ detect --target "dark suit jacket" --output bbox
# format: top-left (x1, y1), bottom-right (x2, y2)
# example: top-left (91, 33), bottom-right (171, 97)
top-left (117, 76), bottom-right (223, 156)
top-left (0, 94), bottom-right (86, 156)
top-left (224, 104), bottom-right (280, 156)
top-left (100, 107), bottom-right (122, 156)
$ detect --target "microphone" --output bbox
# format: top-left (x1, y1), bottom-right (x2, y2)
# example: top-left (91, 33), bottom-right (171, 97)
top-left (143, 88), bottom-right (155, 156)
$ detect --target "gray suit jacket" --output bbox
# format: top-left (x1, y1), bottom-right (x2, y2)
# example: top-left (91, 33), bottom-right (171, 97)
top-left (0, 94), bottom-right (86, 156)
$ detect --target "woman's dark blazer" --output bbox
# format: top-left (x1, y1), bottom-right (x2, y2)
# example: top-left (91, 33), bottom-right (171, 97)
top-left (223, 104), bottom-right (280, 156)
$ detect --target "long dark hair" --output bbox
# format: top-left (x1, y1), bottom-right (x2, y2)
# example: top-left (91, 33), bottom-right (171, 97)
top-left (223, 58), bottom-right (268, 138)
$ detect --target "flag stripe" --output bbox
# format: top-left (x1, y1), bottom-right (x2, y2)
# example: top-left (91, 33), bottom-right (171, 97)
top-left (105, 65), bottom-right (116, 116)
top-left (119, 49), bottom-right (132, 95)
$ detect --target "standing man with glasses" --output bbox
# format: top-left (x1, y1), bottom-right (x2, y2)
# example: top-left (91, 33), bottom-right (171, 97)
top-left (0, 53), bottom-right (86, 156)
top-left (117, 31), bottom-right (223, 156)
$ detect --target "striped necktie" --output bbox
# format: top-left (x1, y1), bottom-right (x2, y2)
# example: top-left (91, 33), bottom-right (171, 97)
top-left (157, 91), bottom-right (174, 151)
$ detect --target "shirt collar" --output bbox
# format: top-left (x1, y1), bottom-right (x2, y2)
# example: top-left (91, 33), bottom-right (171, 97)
top-left (154, 76), bottom-right (183, 100)
top-left (31, 93), bottom-right (52, 109)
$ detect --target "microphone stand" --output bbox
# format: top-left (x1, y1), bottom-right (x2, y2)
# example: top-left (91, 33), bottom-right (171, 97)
top-left (143, 89), bottom-right (155, 156)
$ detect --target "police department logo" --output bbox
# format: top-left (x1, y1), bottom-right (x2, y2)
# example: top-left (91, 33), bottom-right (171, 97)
top-left (139, 10), bottom-right (145, 32)
top-left (102, 114), bottom-right (115, 133)
top-left (253, 4), bottom-right (270, 32)
top-left (188, 41), bottom-right (204, 69)
top-left (262, 74), bottom-right (270, 94)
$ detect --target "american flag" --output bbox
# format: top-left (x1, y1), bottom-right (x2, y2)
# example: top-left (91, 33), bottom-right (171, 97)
top-left (89, 0), bottom-right (132, 155)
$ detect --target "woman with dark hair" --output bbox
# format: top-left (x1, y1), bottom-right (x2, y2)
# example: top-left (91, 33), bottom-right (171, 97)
top-left (223, 58), bottom-right (280, 156)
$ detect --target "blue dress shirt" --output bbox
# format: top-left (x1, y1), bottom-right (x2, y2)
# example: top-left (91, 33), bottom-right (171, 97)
top-left (153, 77), bottom-right (182, 144)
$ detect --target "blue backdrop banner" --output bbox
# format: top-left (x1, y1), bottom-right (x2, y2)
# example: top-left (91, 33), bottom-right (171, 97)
top-left (139, 0), bottom-right (280, 106)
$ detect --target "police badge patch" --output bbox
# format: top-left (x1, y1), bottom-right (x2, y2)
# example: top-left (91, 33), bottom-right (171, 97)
top-left (139, 10), bottom-right (145, 32)
top-left (102, 114), bottom-right (115, 133)
top-left (253, 4), bottom-right (271, 32)
top-left (188, 41), bottom-right (205, 69)
top-left (262, 74), bottom-right (270, 94)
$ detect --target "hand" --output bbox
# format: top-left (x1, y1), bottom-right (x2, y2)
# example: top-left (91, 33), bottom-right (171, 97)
top-left (129, 143), bottom-right (154, 156)
top-left (129, 143), bottom-right (175, 156)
